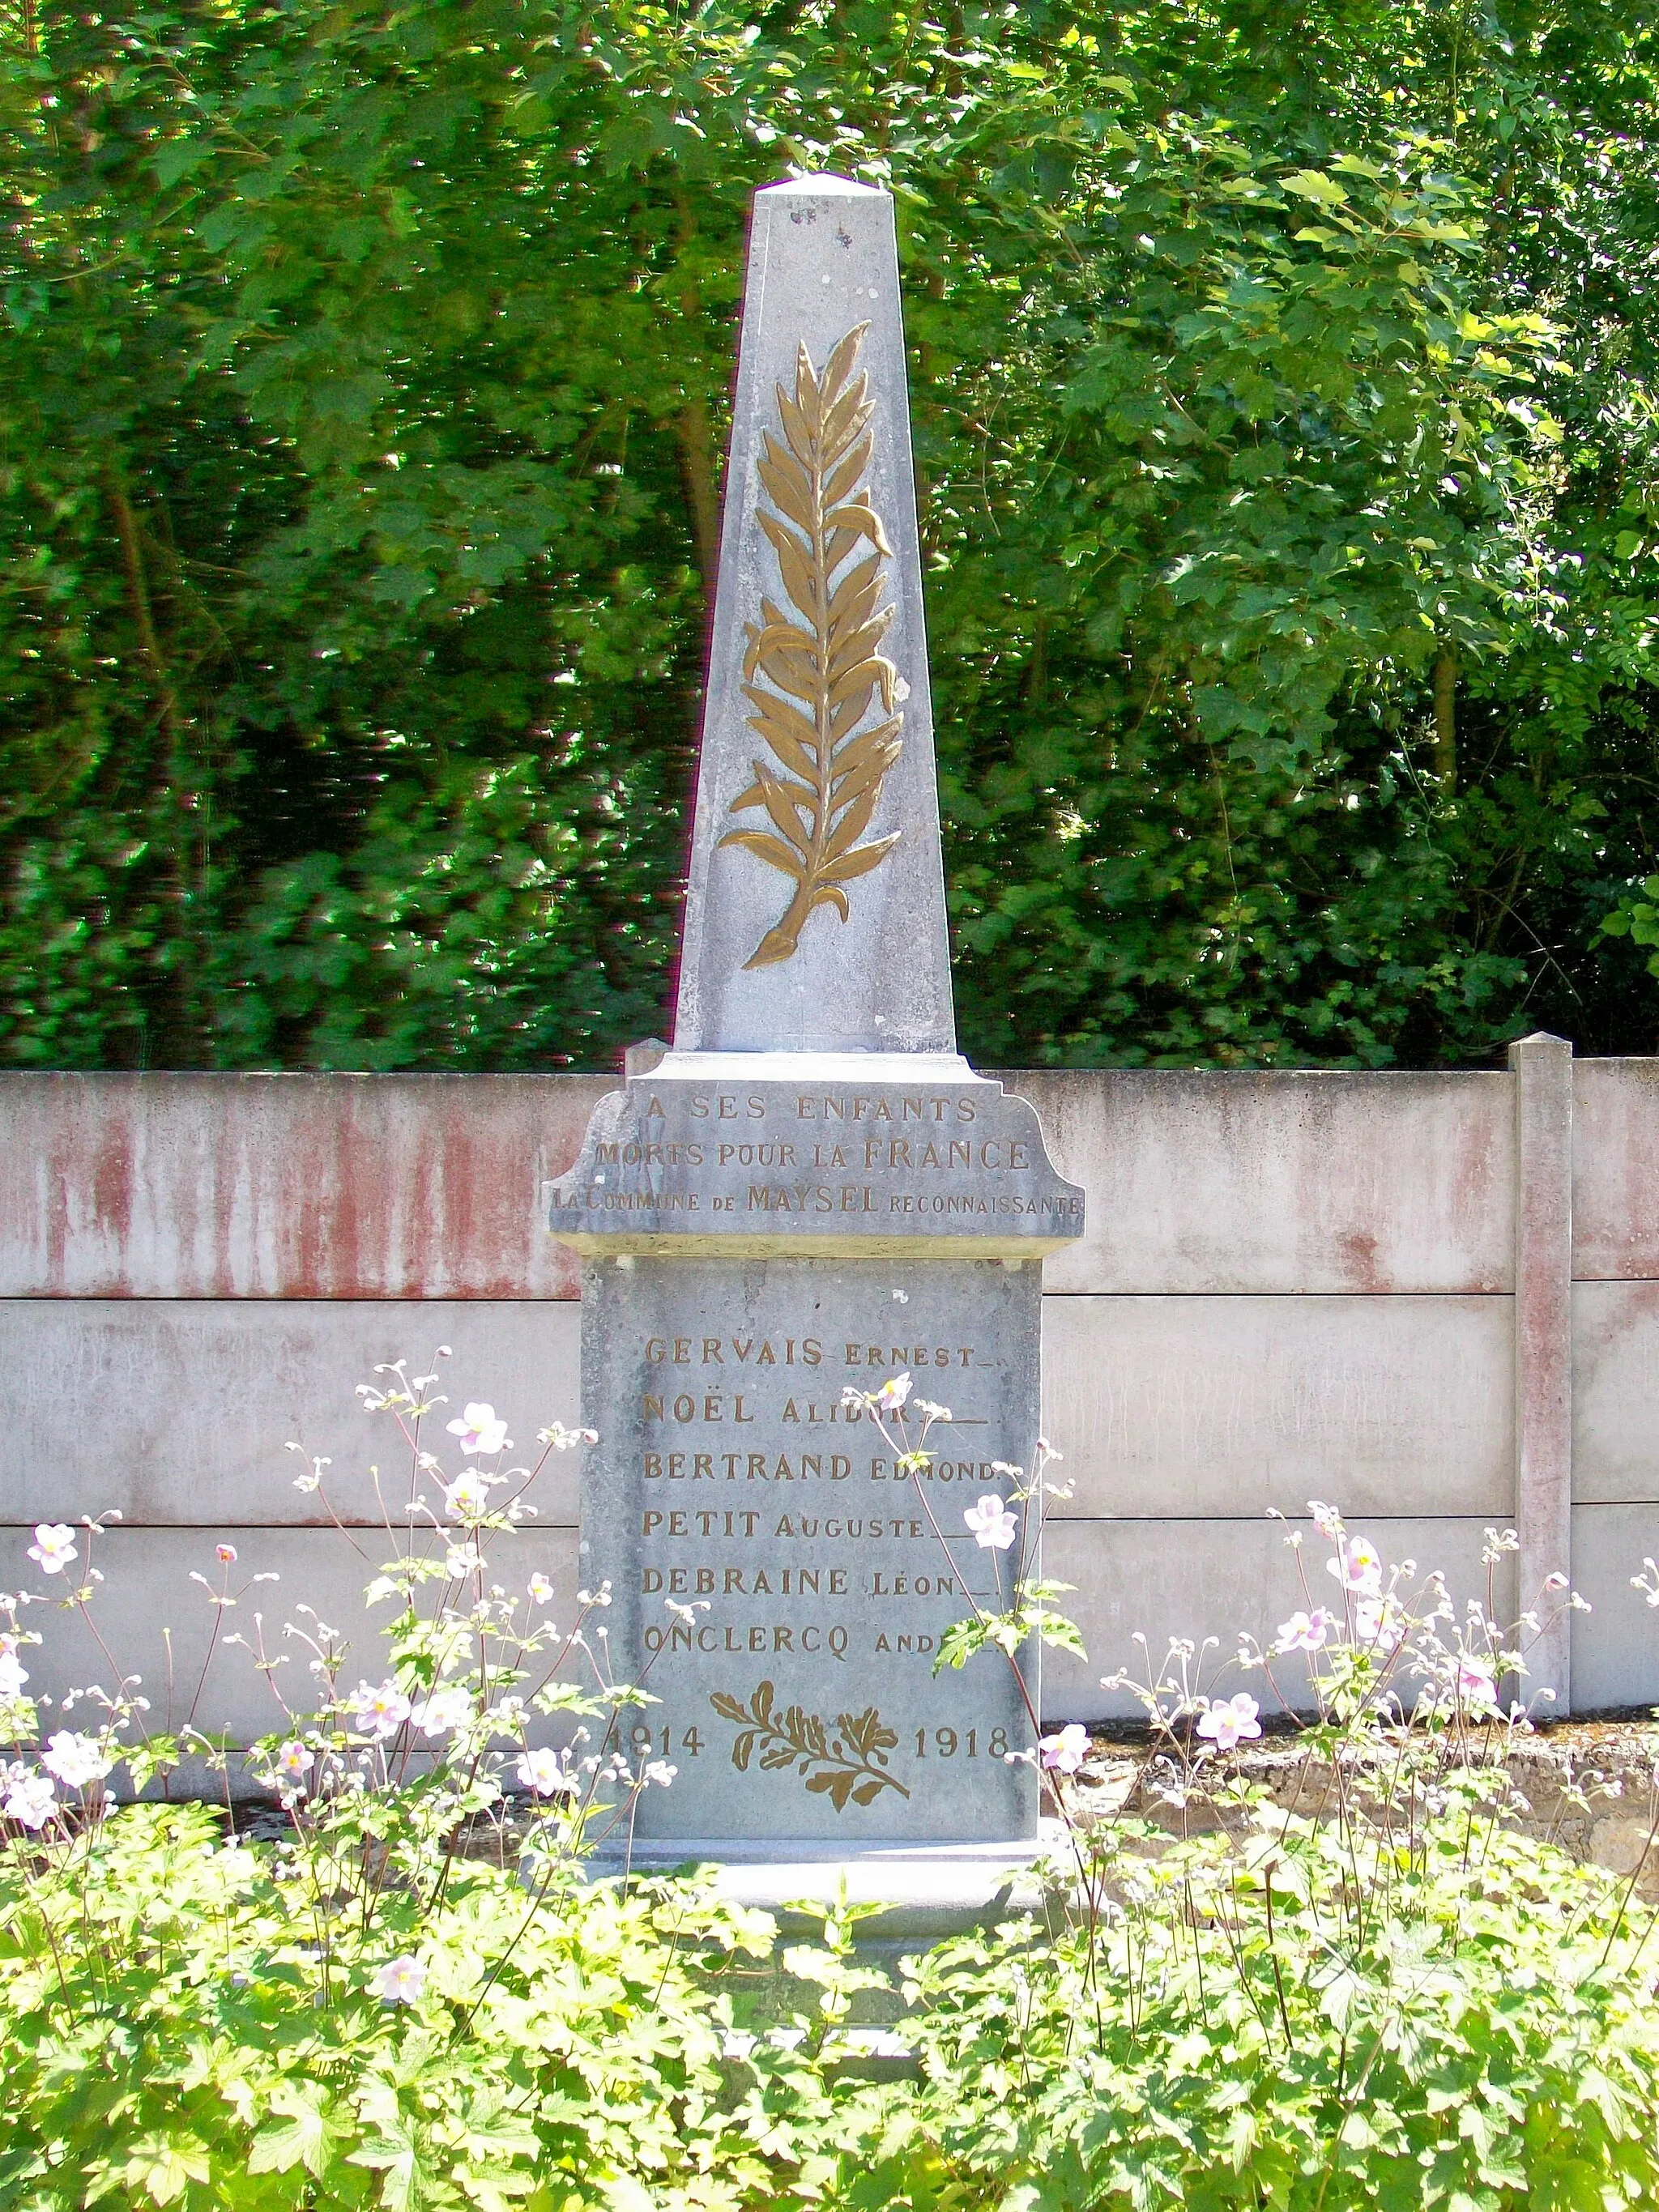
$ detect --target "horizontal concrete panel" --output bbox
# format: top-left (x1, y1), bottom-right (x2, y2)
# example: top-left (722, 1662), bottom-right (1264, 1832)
top-left (1567, 1505), bottom-right (1659, 1711)
top-left (1041, 1294), bottom-right (1514, 1520)
top-left (1574, 1059), bottom-right (1659, 1281)
top-left (1007, 1069), bottom-right (1514, 1296)
top-left (1044, 1515), bottom-right (1513, 1721)
top-left (4, 1524), bottom-right (582, 1767)
top-left (2, 1300), bottom-right (582, 1526)
top-left (1572, 1281), bottom-right (1659, 1502)
top-left (0, 1072), bottom-right (612, 1299)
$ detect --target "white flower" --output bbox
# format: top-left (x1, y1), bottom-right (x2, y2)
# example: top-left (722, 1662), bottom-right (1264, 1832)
top-left (527, 1572), bottom-right (555, 1605)
top-left (1274, 1609), bottom-right (1333, 1655)
top-left (642, 1759), bottom-right (677, 1787)
top-left (376, 1954), bottom-right (426, 2005)
top-left (349, 1680), bottom-right (412, 1740)
top-left (538, 1421), bottom-right (597, 1451)
top-left (913, 1399), bottom-right (953, 1422)
top-left (872, 1373), bottom-right (912, 1413)
top-left (446, 1403), bottom-right (509, 1455)
top-left (1039, 1724), bottom-right (1088, 1775)
top-left (443, 1545), bottom-right (485, 1579)
top-left (41, 1730), bottom-right (113, 1788)
top-left (963, 1495), bottom-right (1018, 1551)
top-left (441, 1469), bottom-right (492, 1522)
top-left (1327, 1534), bottom-right (1383, 1597)
top-left (1456, 1655), bottom-right (1499, 1711)
top-left (1354, 1596), bottom-right (1405, 1652)
top-left (409, 1684), bottom-right (473, 1737)
top-left (28, 1524), bottom-right (77, 1576)
top-left (2, 1763), bottom-right (56, 1831)
top-left (1195, 1693), bottom-right (1262, 1755)
top-left (1307, 1500), bottom-right (1343, 1541)
top-left (516, 1747), bottom-right (577, 1796)
top-left (0, 1651), bottom-right (28, 1700)
top-left (274, 1740), bottom-right (313, 1784)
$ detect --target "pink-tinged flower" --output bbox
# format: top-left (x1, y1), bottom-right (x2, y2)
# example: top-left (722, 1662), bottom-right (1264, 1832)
top-left (274, 1740), bottom-right (313, 1784)
top-left (0, 1651), bottom-right (28, 1700)
top-left (516, 1747), bottom-right (577, 1796)
top-left (1274, 1609), bottom-right (1333, 1655)
top-left (349, 1680), bottom-right (412, 1740)
top-left (446, 1403), bottom-right (509, 1455)
top-left (1040, 1724), bottom-right (1089, 1775)
top-left (527, 1572), bottom-right (555, 1605)
top-left (216, 1544), bottom-right (238, 1564)
top-left (1456, 1655), bottom-right (1499, 1711)
top-left (2, 1763), bottom-right (55, 1831)
top-left (1307, 1501), bottom-right (1343, 1542)
top-left (964, 1496), bottom-right (1018, 1551)
top-left (376, 1954), bottom-right (426, 2005)
top-left (1354, 1597), bottom-right (1405, 1652)
top-left (1195, 1694), bottom-right (1263, 1755)
top-left (1326, 1535), bottom-right (1383, 1597)
top-left (41, 1730), bottom-right (113, 1789)
top-left (28, 1524), bottom-right (77, 1577)
top-left (409, 1685), bottom-right (472, 1738)
top-left (441, 1469), bottom-right (492, 1522)
top-left (873, 1373), bottom-right (912, 1413)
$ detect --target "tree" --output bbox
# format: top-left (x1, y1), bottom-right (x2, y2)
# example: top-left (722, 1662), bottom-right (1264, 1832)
top-left (2, 0), bottom-right (1655, 1070)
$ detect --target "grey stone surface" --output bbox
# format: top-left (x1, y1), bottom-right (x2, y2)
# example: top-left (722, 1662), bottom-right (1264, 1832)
top-left (546, 1055), bottom-right (1083, 1259)
top-left (1567, 1502), bottom-right (1659, 1709)
top-left (1043, 1292), bottom-right (1514, 1520)
top-left (0, 1298), bottom-right (582, 1525)
top-left (1573, 1280), bottom-right (1659, 1502)
top-left (1574, 1058), bottom-right (1659, 1281)
top-left (578, 1255), bottom-right (1042, 1843)
top-left (1010, 1068), bottom-right (1515, 1297)
top-left (674, 179), bottom-right (951, 1055)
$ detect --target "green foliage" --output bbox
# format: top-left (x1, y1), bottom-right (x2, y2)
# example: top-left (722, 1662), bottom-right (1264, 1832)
top-left (3, 1), bottom-right (1658, 1069)
top-left (1602, 872), bottom-right (1659, 976)
top-left (7, 1357), bottom-right (1659, 2208)
top-left (0, 1801), bottom-right (803, 2210)
top-left (895, 1809), bottom-right (1659, 2212)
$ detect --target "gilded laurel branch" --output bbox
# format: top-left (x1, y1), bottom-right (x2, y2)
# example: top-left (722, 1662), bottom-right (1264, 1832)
top-left (710, 1681), bottom-right (910, 1810)
top-left (719, 322), bottom-right (904, 970)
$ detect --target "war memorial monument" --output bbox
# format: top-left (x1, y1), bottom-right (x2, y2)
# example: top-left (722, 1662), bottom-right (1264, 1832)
top-left (548, 175), bottom-right (1085, 1856)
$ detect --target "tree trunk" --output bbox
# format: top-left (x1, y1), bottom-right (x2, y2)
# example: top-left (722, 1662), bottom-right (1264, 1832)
top-left (1432, 640), bottom-right (1457, 793)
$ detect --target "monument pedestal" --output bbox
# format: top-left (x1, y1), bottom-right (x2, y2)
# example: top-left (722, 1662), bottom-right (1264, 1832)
top-left (591, 1826), bottom-right (1065, 1948)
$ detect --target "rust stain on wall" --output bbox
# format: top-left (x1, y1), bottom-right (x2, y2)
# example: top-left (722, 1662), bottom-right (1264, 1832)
top-left (1, 1074), bottom-right (612, 1299)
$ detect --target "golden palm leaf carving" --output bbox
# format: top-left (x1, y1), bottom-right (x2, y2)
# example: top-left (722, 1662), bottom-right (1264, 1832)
top-left (719, 322), bottom-right (904, 970)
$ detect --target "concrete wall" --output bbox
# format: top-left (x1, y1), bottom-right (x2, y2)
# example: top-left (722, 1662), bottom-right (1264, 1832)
top-left (3, 1051), bottom-right (1657, 1741)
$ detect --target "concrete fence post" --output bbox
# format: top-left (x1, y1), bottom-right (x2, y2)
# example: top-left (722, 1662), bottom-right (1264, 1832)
top-left (1508, 1030), bottom-right (1574, 1712)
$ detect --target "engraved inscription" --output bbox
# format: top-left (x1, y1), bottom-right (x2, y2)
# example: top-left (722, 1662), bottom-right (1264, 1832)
top-left (547, 1078), bottom-right (1085, 1252)
top-left (578, 1257), bottom-right (1038, 1839)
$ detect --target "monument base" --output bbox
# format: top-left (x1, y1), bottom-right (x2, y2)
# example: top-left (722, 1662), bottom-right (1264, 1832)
top-left (587, 1822), bottom-right (1069, 1937)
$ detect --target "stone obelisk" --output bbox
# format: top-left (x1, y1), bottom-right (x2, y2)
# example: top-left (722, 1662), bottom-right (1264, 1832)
top-left (549, 177), bottom-right (1083, 1853)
